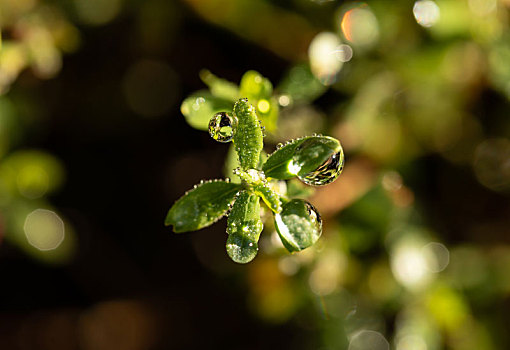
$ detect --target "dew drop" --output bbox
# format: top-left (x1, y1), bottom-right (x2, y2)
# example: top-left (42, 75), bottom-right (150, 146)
top-left (274, 199), bottom-right (322, 252)
top-left (298, 150), bottom-right (344, 186)
top-left (292, 138), bottom-right (345, 186)
top-left (208, 112), bottom-right (238, 143)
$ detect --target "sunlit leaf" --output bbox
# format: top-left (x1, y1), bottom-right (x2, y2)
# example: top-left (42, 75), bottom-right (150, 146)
top-left (180, 91), bottom-right (233, 130)
top-left (232, 98), bottom-right (264, 170)
top-left (200, 69), bottom-right (239, 101)
top-left (226, 190), bottom-right (263, 263)
top-left (239, 71), bottom-right (278, 132)
top-left (239, 70), bottom-right (273, 100)
top-left (277, 63), bottom-right (327, 103)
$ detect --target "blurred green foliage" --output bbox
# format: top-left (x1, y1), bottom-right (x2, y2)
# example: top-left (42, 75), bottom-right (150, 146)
top-left (1, 0), bottom-right (510, 349)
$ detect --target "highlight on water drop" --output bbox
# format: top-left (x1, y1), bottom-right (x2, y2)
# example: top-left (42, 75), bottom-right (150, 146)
top-left (208, 112), bottom-right (238, 143)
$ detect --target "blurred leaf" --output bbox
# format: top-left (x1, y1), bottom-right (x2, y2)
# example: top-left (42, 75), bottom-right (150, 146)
top-left (239, 70), bottom-right (278, 132)
top-left (226, 190), bottom-right (263, 263)
top-left (277, 63), bottom-right (326, 103)
top-left (180, 91), bottom-right (233, 130)
top-left (286, 178), bottom-right (314, 198)
top-left (165, 180), bottom-right (241, 232)
top-left (240, 70), bottom-right (273, 100)
top-left (233, 98), bottom-right (264, 170)
top-left (224, 144), bottom-right (242, 183)
top-left (274, 199), bottom-right (322, 253)
top-left (257, 96), bottom-right (279, 133)
top-left (200, 69), bottom-right (239, 101)
top-left (0, 150), bottom-right (65, 199)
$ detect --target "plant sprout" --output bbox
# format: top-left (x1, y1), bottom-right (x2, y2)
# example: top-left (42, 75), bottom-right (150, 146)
top-left (165, 71), bottom-right (344, 263)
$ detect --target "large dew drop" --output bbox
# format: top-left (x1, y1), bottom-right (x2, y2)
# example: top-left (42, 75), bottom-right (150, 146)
top-left (208, 112), bottom-right (238, 143)
top-left (298, 150), bottom-right (344, 186)
top-left (274, 199), bottom-right (322, 253)
top-left (293, 138), bottom-right (344, 186)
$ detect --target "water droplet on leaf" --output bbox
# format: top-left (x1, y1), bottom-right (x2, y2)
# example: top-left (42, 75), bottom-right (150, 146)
top-left (208, 112), bottom-right (238, 143)
top-left (292, 137), bottom-right (344, 186)
top-left (274, 199), bottom-right (322, 253)
top-left (298, 150), bottom-right (344, 186)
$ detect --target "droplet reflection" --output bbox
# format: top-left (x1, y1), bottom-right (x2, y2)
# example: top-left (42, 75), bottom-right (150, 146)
top-left (274, 199), bottom-right (322, 252)
top-left (298, 150), bottom-right (344, 186)
top-left (208, 112), bottom-right (238, 143)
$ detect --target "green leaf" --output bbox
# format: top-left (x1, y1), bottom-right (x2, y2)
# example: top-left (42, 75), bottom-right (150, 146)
top-left (252, 181), bottom-right (281, 213)
top-left (239, 70), bottom-right (273, 100)
top-left (232, 98), bottom-right (264, 170)
top-left (274, 199), bottom-right (322, 253)
top-left (223, 144), bottom-right (242, 184)
top-left (180, 91), bottom-right (233, 130)
top-left (262, 135), bottom-right (342, 181)
top-left (256, 97), bottom-right (279, 133)
top-left (239, 71), bottom-right (278, 132)
top-left (286, 178), bottom-right (315, 198)
top-left (277, 63), bottom-right (327, 104)
top-left (200, 69), bottom-right (239, 101)
top-left (165, 180), bottom-right (242, 233)
top-left (226, 190), bottom-right (263, 264)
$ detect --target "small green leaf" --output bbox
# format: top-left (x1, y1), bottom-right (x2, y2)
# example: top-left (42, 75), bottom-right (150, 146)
top-left (226, 190), bottom-right (263, 264)
top-left (257, 97), bottom-right (279, 132)
top-left (286, 178), bottom-right (315, 198)
top-left (165, 180), bottom-right (242, 233)
top-left (239, 70), bottom-right (273, 100)
top-left (274, 199), bottom-right (322, 253)
top-left (262, 136), bottom-right (342, 183)
top-left (200, 69), bottom-right (239, 101)
top-left (180, 91), bottom-right (233, 130)
top-left (253, 181), bottom-right (281, 213)
top-left (239, 71), bottom-right (278, 132)
top-left (232, 98), bottom-right (264, 170)
top-left (262, 138), bottom-right (306, 180)
top-left (277, 63), bottom-right (327, 104)
top-left (223, 144), bottom-right (242, 183)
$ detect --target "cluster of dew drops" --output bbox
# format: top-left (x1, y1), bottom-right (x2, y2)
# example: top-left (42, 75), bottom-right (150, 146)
top-left (208, 109), bottom-right (344, 251)
top-left (208, 112), bottom-right (343, 188)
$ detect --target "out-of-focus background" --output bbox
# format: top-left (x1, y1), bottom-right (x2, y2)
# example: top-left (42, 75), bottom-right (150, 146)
top-left (0, 0), bottom-right (510, 349)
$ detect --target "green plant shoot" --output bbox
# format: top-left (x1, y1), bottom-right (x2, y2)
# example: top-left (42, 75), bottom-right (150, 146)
top-left (166, 72), bottom-right (344, 264)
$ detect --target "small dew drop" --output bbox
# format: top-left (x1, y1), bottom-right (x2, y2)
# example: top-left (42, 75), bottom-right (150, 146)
top-left (208, 112), bottom-right (238, 143)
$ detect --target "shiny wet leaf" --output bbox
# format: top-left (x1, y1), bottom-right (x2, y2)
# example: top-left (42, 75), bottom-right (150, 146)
top-left (180, 91), bottom-right (233, 130)
top-left (165, 180), bottom-right (241, 233)
top-left (226, 190), bottom-right (263, 263)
